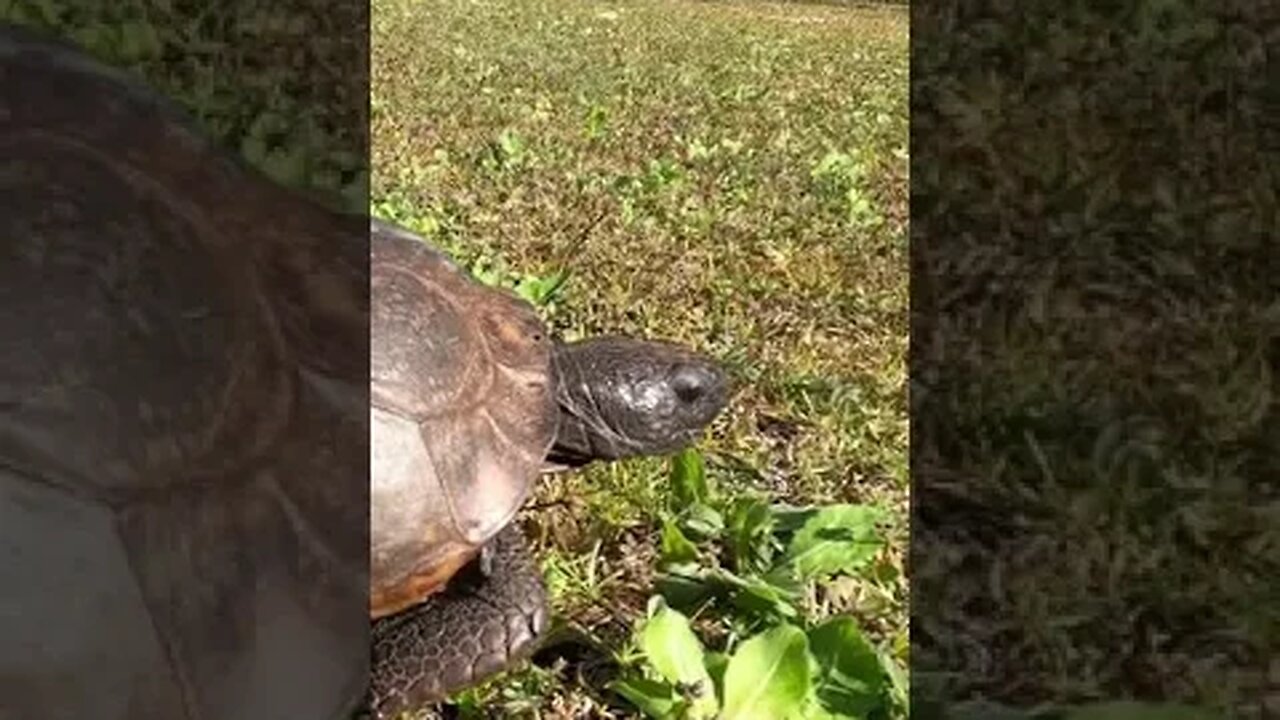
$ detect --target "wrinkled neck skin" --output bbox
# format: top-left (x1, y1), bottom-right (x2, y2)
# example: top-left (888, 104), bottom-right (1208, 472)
top-left (545, 336), bottom-right (730, 470)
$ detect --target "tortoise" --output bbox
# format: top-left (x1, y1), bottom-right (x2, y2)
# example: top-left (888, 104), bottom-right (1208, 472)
top-left (2, 23), bottom-right (370, 720)
top-left (368, 220), bottom-right (730, 717)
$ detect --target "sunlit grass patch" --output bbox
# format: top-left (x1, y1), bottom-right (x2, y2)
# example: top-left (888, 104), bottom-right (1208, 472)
top-left (371, 0), bottom-right (909, 715)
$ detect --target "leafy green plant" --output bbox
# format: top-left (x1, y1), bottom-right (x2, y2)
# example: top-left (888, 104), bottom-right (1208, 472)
top-left (435, 246), bottom-right (573, 312)
top-left (610, 449), bottom-right (903, 720)
top-left (584, 102), bottom-right (610, 141)
top-left (480, 127), bottom-right (533, 173)
top-left (5, 0), bottom-right (369, 213)
top-left (811, 149), bottom-right (883, 231)
top-left (613, 598), bottom-right (899, 720)
top-left (370, 195), bottom-right (571, 312)
top-left (371, 193), bottom-right (455, 241)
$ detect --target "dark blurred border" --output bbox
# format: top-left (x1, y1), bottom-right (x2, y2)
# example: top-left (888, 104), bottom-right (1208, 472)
top-left (2, 1), bottom-right (371, 717)
top-left (910, 2), bottom-right (1276, 718)
top-left (3, 0), bottom-right (369, 211)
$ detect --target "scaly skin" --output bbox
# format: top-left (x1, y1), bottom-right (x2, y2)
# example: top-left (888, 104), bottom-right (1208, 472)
top-left (368, 525), bottom-right (549, 718)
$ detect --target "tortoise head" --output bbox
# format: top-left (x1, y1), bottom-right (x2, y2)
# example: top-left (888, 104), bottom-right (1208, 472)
top-left (549, 336), bottom-right (731, 465)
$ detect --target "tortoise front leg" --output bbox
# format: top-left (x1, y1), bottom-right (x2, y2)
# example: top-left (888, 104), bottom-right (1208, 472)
top-left (368, 525), bottom-right (549, 719)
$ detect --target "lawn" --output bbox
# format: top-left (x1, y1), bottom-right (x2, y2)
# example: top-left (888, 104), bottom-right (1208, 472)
top-left (371, 0), bottom-right (909, 716)
top-left (910, 4), bottom-right (1277, 718)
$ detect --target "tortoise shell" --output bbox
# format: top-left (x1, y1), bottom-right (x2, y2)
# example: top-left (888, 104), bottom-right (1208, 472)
top-left (369, 220), bottom-right (558, 619)
top-left (1, 23), bottom-right (367, 720)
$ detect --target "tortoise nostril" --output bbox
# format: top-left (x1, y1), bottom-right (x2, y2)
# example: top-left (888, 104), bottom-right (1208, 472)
top-left (672, 366), bottom-right (713, 403)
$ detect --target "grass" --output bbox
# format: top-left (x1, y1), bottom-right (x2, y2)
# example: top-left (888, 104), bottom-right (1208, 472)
top-left (911, 2), bottom-right (1278, 718)
top-left (371, 0), bottom-right (909, 716)
top-left (2, 0), bottom-right (369, 211)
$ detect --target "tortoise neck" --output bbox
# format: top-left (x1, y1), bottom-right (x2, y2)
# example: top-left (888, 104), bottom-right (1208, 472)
top-left (544, 340), bottom-right (617, 468)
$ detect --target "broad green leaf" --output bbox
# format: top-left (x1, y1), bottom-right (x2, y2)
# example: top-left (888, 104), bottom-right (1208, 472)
top-left (119, 20), bottom-right (161, 61)
top-left (261, 142), bottom-right (309, 188)
top-left (721, 624), bottom-right (812, 720)
top-left (682, 502), bottom-right (724, 541)
top-left (807, 616), bottom-right (884, 716)
top-left (687, 138), bottom-right (713, 160)
top-left (660, 517), bottom-right (699, 567)
top-left (882, 647), bottom-right (908, 715)
top-left (726, 496), bottom-right (776, 573)
top-left (713, 567), bottom-right (799, 620)
top-left (655, 566), bottom-right (714, 610)
top-left (1062, 702), bottom-right (1222, 720)
top-left (515, 268), bottom-right (570, 307)
top-left (28, 0), bottom-right (60, 26)
top-left (704, 651), bottom-right (729, 702)
top-left (784, 504), bottom-right (885, 581)
top-left (670, 448), bottom-right (710, 505)
top-left (772, 503), bottom-right (818, 533)
top-left (796, 696), bottom-right (849, 720)
top-left (730, 583), bottom-right (798, 620)
top-left (471, 261), bottom-right (505, 288)
top-left (497, 128), bottom-right (526, 162)
top-left (240, 131), bottom-right (268, 167)
top-left (610, 676), bottom-right (683, 719)
top-left (639, 600), bottom-right (718, 717)
top-left (584, 104), bottom-right (609, 139)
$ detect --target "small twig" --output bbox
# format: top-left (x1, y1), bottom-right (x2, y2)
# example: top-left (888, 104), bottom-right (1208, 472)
top-left (551, 204), bottom-right (609, 275)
